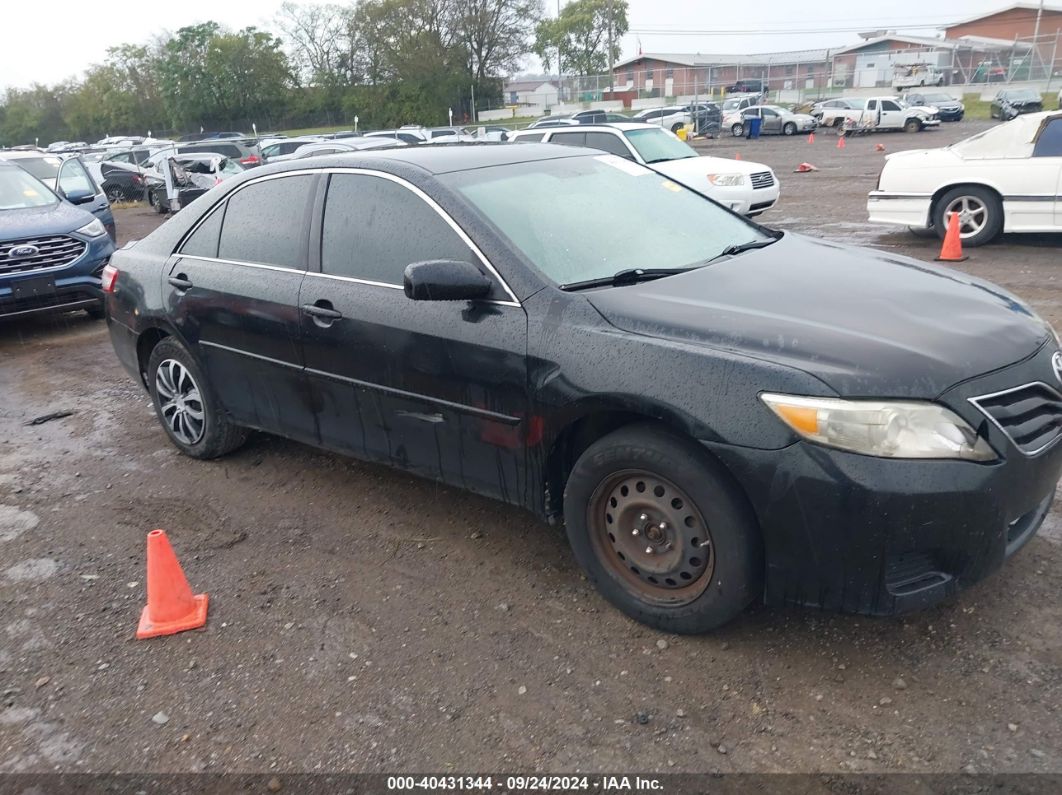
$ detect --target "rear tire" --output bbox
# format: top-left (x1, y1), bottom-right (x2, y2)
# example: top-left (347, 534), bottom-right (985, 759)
top-left (147, 338), bottom-right (248, 459)
top-left (671, 123), bottom-right (684, 134)
top-left (933, 185), bottom-right (1003, 247)
top-left (563, 423), bottom-right (762, 634)
top-left (85, 301), bottom-right (106, 320)
top-left (731, 123), bottom-right (744, 137)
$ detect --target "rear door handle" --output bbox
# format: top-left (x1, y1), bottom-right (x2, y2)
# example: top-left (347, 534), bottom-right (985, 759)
top-left (168, 275), bottom-right (192, 290)
top-left (301, 303), bottom-right (343, 320)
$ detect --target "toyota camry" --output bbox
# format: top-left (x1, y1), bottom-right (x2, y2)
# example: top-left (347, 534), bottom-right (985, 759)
top-left (103, 144), bottom-right (1062, 633)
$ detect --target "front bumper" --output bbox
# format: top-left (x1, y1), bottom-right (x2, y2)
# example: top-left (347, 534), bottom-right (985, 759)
top-left (0, 237), bottom-right (112, 319)
top-left (705, 345), bottom-right (1062, 616)
top-left (867, 191), bottom-right (933, 228)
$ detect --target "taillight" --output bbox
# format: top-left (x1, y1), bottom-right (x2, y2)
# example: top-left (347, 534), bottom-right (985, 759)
top-left (132, 174), bottom-right (143, 185)
top-left (240, 155), bottom-right (260, 166)
top-left (101, 263), bottom-right (119, 293)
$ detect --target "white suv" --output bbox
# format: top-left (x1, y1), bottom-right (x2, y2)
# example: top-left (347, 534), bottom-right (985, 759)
top-left (510, 124), bottom-right (779, 217)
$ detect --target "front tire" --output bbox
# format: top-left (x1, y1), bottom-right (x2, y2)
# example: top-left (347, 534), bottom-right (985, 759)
top-left (903, 118), bottom-right (922, 133)
top-left (147, 338), bottom-right (248, 459)
top-left (933, 186), bottom-right (1003, 247)
top-left (782, 122), bottom-right (797, 136)
top-left (563, 423), bottom-right (762, 634)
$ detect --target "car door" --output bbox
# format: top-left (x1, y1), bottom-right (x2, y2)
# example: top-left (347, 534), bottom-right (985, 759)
top-left (760, 108), bottom-right (781, 133)
top-left (1030, 117), bottom-right (1062, 227)
top-left (299, 171), bottom-right (530, 502)
top-left (164, 173), bottom-right (319, 443)
top-left (56, 157), bottom-right (115, 238)
top-left (878, 100), bottom-right (904, 129)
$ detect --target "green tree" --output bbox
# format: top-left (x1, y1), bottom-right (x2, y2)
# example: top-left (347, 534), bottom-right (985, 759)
top-left (534, 0), bottom-right (627, 76)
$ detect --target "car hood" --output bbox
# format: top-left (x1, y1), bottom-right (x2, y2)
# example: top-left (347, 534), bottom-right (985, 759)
top-left (586, 233), bottom-right (1048, 398)
top-left (653, 155), bottom-right (771, 181)
top-left (0, 200), bottom-right (94, 240)
top-left (882, 147), bottom-right (962, 166)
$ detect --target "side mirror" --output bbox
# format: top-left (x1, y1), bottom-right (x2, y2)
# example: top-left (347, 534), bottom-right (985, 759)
top-left (403, 260), bottom-right (493, 301)
top-left (63, 189), bottom-right (95, 205)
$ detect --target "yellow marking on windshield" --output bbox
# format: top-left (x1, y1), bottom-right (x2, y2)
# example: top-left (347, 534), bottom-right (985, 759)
top-left (661, 181), bottom-right (682, 192)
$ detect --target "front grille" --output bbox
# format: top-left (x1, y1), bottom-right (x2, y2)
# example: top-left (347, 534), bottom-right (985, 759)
top-left (750, 171), bottom-right (775, 190)
top-left (0, 235), bottom-right (86, 275)
top-left (970, 382), bottom-right (1062, 455)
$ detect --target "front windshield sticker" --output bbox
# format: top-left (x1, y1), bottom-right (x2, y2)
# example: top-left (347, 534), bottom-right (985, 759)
top-left (661, 180), bottom-right (682, 192)
top-left (594, 154), bottom-right (651, 176)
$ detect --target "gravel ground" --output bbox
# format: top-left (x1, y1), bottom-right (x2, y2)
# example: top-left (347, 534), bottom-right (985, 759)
top-left (1, 121), bottom-right (1060, 776)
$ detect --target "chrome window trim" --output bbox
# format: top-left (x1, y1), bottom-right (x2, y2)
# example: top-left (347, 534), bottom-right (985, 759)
top-left (968, 380), bottom-right (1062, 457)
top-left (176, 166), bottom-right (522, 308)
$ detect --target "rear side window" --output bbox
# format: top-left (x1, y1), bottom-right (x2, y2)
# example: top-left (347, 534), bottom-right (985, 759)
top-left (218, 175), bottom-right (315, 268)
top-left (180, 205), bottom-right (225, 258)
top-left (1033, 119), bottom-right (1062, 157)
top-left (321, 174), bottom-right (474, 285)
top-left (515, 132), bottom-right (546, 142)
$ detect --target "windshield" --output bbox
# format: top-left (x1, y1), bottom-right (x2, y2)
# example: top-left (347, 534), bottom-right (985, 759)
top-left (948, 116), bottom-right (1037, 158)
top-left (1006, 89), bottom-right (1041, 101)
top-left (442, 154), bottom-right (768, 287)
top-left (919, 93), bottom-right (954, 103)
top-left (721, 99), bottom-right (744, 112)
top-left (624, 128), bottom-right (697, 163)
top-left (0, 166), bottom-right (57, 210)
top-left (7, 156), bottom-right (62, 184)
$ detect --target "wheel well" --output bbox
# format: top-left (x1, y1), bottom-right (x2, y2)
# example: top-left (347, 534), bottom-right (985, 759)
top-left (136, 328), bottom-right (170, 386)
top-left (929, 183), bottom-right (1003, 222)
top-left (543, 411), bottom-right (698, 522)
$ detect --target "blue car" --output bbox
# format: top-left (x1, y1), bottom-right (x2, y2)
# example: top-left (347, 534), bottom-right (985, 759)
top-left (0, 151), bottom-right (116, 240)
top-left (0, 160), bottom-right (116, 320)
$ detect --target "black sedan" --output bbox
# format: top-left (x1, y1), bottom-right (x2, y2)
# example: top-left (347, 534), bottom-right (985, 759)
top-left (102, 145), bottom-right (1062, 633)
top-left (991, 88), bottom-right (1044, 119)
top-left (905, 92), bottom-right (965, 121)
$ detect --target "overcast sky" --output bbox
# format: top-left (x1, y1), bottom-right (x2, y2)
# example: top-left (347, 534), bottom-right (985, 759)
top-left (0, 0), bottom-right (1020, 91)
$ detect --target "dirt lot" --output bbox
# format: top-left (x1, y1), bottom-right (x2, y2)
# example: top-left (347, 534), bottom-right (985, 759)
top-left (1, 121), bottom-right (1060, 777)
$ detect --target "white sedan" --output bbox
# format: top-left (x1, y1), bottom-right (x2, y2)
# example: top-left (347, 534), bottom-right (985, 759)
top-left (868, 111), bottom-right (1062, 246)
top-left (510, 123), bottom-right (780, 217)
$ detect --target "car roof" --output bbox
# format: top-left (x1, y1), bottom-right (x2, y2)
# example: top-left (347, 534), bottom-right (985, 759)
top-left (521, 123), bottom-right (657, 133)
top-left (257, 142), bottom-right (590, 176)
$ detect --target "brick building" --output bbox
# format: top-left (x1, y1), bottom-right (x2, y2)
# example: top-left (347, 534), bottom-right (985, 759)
top-left (611, 51), bottom-right (832, 98)
top-left (944, 2), bottom-right (1062, 40)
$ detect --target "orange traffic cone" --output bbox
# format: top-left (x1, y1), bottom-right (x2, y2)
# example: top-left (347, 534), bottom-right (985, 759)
top-left (935, 212), bottom-right (968, 263)
top-left (735, 152), bottom-right (742, 160)
top-left (807, 132), bottom-right (815, 144)
top-left (836, 134), bottom-right (846, 149)
top-left (136, 530), bottom-right (209, 639)
top-left (794, 162), bottom-right (818, 173)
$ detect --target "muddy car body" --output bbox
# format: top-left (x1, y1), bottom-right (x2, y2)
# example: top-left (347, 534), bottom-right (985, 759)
top-left (103, 144), bottom-right (1062, 632)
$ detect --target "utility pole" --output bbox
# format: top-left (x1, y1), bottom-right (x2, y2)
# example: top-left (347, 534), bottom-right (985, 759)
top-left (607, 0), bottom-right (614, 96)
top-left (557, 0), bottom-right (563, 103)
top-left (1033, 0), bottom-right (1045, 78)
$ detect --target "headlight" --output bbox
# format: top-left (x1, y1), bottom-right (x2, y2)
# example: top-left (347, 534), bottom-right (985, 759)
top-left (958, 103), bottom-right (965, 111)
top-left (708, 173), bottom-right (746, 186)
top-left (760, 393), bottom-right (996, 461)
top-left (76, 218), bottom-right (107, 238)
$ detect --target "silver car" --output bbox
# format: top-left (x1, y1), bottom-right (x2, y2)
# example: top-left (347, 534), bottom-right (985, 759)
top-left (726, 105), bottom-right (818, 137)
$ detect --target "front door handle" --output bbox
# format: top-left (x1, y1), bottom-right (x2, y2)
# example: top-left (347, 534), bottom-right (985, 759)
top-left (168, 274), bottom-right (192, 291)
top-left (302, 300), bottom-right (343, 327)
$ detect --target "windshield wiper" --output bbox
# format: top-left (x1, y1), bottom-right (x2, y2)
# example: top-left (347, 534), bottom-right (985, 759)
top-left (560, 267), bottom-right (691, 292)
top-left (706, 236), bottom-right (779, 262)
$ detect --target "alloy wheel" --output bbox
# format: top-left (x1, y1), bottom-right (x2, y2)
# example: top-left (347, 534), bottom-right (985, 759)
top-left (155, 359), bottom-right (206, 445)
top-left (944, 195), bottom-right (988, 238)
top-left (588, 469), bottom-right (714, 606)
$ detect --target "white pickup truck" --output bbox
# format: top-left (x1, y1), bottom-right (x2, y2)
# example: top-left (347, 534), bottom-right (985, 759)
top-left (818, 96), bottom-right (941, 133)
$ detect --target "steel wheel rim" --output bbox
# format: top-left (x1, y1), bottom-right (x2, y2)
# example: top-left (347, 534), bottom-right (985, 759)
top-left (945, 196), bottom-right (988, 238)
top-left (587, 469), bottom-right (714, 606)
top-left (155, 359), bottom-right (205, 445)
